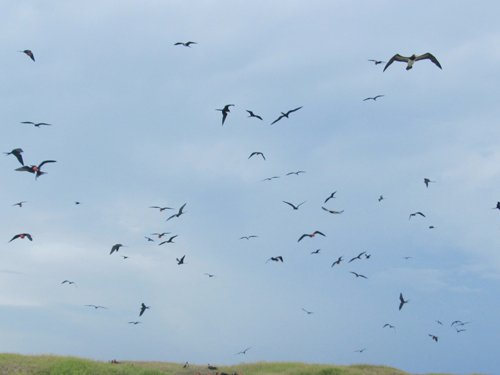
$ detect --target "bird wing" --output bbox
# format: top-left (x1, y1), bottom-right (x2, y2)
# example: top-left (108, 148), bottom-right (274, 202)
top-left (383, 54), bottom-right (409, 71)
top-left (38, 160), bottom-right (57, 169)
top-left (283, 201), bottom-right (296, 209)
top-left (15, 166), bottom-right (34, 173)
top-left (415, 53), bottom-right (442, 69)
top-left (314, 231), bottom-right (326, 236)
top-left (297, 234), bottom-right (308, 242)
top-left (270, 114), bottom-right (284, 125)
top-left (9, 234), bottom-right (21, 242)
top-left (286, 106), bottom-right (303, 115)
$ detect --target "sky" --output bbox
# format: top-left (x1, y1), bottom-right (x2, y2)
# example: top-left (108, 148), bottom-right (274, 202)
top-left (0, 1), bottom-right (499, 374)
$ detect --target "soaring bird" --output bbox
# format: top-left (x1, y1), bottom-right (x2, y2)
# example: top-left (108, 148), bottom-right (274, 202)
top-left (301, 308), bottom-right (314, 315)
top-left (19, 49), bottom-right (35, 61)
top-left (151, 232), bottom-right (170, 238)
top-left (13, 201), bottom-right (27, 208)
top-left (204, 273), bottom-right (215, 278)
top-left (383, 53), bottom-right (442, 71)
top-left (149, 206), bottom-right (173, 211)
top-left (283, 201), bottom-right (306, 210)
top-left (144, 236), bottom-right (155, 242)
top-left (399, 293), bottom-right (409, 311)
top-left (262, 176), bottom-right (280, 181)
top-left (363, 95), bottom-right (384, 101)
top-left (270, 106), bottom-right (303, 125)
top-left (61, 280), bottom-right (76, 285)
top-left (236, 347), bottom-right (251, 355)
top-left (128, 321), bottom-right (141, 325)
top-left (331, 256), bottom-right (343, 267)
top-left (176, 255), bottom-right (186, 265)
top-left (286, 170), bottom-right (306, 176)
top-left (409, 211), bottom-right (426, 220)
top-left (324, 191), bottom-right (337, 203)
top-left (174, 41), bottom-right (197, 47)
top-left (350, 271), bottom-right (368, 279)
top-left (167, 203), bottom-right (187, 221)
top-left (240, 235), bottom-right (258, 240)
top-left (266, 256), bottom-right (283, 263)
top-left (493, 202), bottom-right (500, 210)
top-left (139, 303), bottom-right (150, 316)
top-left (85, 304), bottom-right (107, 309)
top-left (321, 207), bottom-right (344, 214)
top-left (110, 244), bottom-right (124, 255)
top-left (20, 121), bottom-right (51, 127)
top-left (298, 231), bottom-right (325, 242)
top-left (15, 160), bottom-right (56, 179)
top-left (383, 323), bottom-right (396, 330)
top-left (158, 235), bottom-right (178, 245)
top-left (428, 334), bottom-right (439, 342)
top-left (248, 152), bottom-right (266, 160)
top-left (9, 233), bottom-right (33, 242)
top-left (378, 195), bottom-right (384, 202)
top-left (368, 59), bottom-right (385, 65)
top-left (310, 249), bottom-right (321, 255)
top-left (246, 110), bottom-right (263, 120)
top-left (424, 178), bottom-right (435, 188)
top-left (4, 148), bottom-right (24, 165)
top-left (216, 104), bottom-right (234, 125)
top-left (348, 252), bottom-right (367, 263)
top-left (355, 348), bottom-right (367, 353)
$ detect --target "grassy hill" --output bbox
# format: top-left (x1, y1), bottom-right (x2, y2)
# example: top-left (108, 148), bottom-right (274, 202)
top-left (0, 354), bottom-right (470, 375)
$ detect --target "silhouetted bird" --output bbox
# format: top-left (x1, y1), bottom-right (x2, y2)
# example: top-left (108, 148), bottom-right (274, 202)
top-left (139, 303), bottom-right (150, 316)
top-left (176, 255), bottom-right (186, 265)
top-left (348, 252), bottom-right (367, 263)
top-left (283, 201), bottom-right (305, 210)
top-left (368, 59), bottom-right (385, 65)
top-left (350, 271), bottom-right (368, 279)
top-left (12, 201), bottom-right (27, 208)
top-left (378, 195), bottom-right (384, 202)
top-left (301, 308), bottom-right (313, 315)
top-left (150, 206), bottom-right (173, 211)
top-left (248, 152), bottom-right (266, 160)
top-left (85, 304), bottom-right (106, 309)
top-left (424, 178), bottom-right (435, 187)
top-left (266, 256), bottom-right (283, 263)
top-left (363, 95), bottom-right (384, 101)
top-left (204, 273), bottom-right (215, 278)
top-left (383, 323), bottom-right (395, 329)
top-left (331, 256), bottom-right (343, 267)
top-left (355, 348), bottom-right (367, 353)
top-left (262, 176), bottom-right (279, 181)
top-left (493, 202), bottom-right (500, 210)
top-left (19, 49), bottom-right (35, 61)
top-left (152, 232), bottom-right (170, 238)
top-left (321, 207), bottom-right (344, 214)
top-left (246, 110), bottom-right (263, 120)
top-left (298, 231), bottom-right (325, 242)
top-left (216, 104), bottom-right (234, 125)
top-left (61, 280), bottom-right (76, 285)
top-left (15, 160), bottom-right (56, 179)
top-left (158, 235), bottom-right (178, 245)
top-left (4, 148), bottom-right (24, 165)
top-left (145, 236), bottom-right (155, 242)
top-left (174, 41), bottom-right (197, 47)
top-left (286, 170), bottom-right (306, 176)
top-left (9, 233), bottom-right (32, 242)
top-left (240, 235), bottom-right (258, 240)
top-left (310, 249), bottom-right (321, 255)
top-left (324, 191), bottom-right (337, 203)
top-left (428, 334), bottom-right (438, 342)
top-left (167, 203), bottom-right (187, 221)
top-left (384, 53), bottom-right (442, 71)
top-left (399, 293), bottom-right (409, 310)
top-left (110, 244), bottom-right (124, 255)
top-left (236, 347), bottom-right (251, 355)
top-left (20, 121), bottom-right (51, 127)
top-left (128, 321), bottom-right (141, 325)
top-left (409, 211), bottom-right (426, 220)
top-left (270, 106), bottom-right (302, 125)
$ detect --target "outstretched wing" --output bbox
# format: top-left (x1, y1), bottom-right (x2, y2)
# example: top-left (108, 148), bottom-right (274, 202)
top-left (383, 54), bottom-right (409, 72)
top-left (38, 160), bottom-right (57, 169)
top-left (415, 53), bottom-right (442, 69)
top-left (270, 114), bottom-right (284, 125)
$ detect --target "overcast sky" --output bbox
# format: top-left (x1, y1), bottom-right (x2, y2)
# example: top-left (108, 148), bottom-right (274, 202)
top-left (1, 1), bottom-right (499, 374)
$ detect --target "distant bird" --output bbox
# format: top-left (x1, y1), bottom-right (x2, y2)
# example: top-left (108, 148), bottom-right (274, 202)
top-left (451, 320), bottom-right (470, 327)
top-left (19, 49), bottom-right (35, 61)
top-left (348, 252), bottom-right (367, 263)
top-left (455, 328), bottom-right (467, 333)
top-left (176, 255), bottom-right (186, 265)
top-left (493, 202), bottom-right (500, 210)
top-left (424, 178), bottom-right (435, 188)
top-left (128, 321), bottom-right (141, 325)
top-left (310, 249), bottom-right (321, 255)
top-left (152, 232), bottom-right (170, 238)
top-left (74, 201), bottom-right (81, 205)
top-left (85, 304), bottom-right (106, 309)
top-left (216, 104), bottom-right (234, 125)
top-left (383, 323), bottom-right (395, 329)
top-left (301, 308), bottom-right (313, 315)
top-left (350, 271), bottom-right (368, 279)
top-left (331, 256), bottom-right (343, 267)
top-left (324, 191), bottom-right (337, 203)
top-left (428, 334), bottom-right (439, 342)
top-left (409, 211), bottom-right (426, 220)
top-left (158, 235), bottom-right (178, 245)
top-left (270, 106), bottom-right (303, 125)
top-left (204, 273), bottom-right (215, 278)
top-left (20, 121), bottom-right (51, 127)
top-left (61, 280), bottom-right (76, 285)
top-left (174, 41), bottom-right (197, 47)
top-left (149, 206), bottom-right (173, 211)
top-left (121, 255), bottom-right (129, 260)
top-left (286, 170), bottom-right (306, 176)
top-left (363, 95), bottom-right (384, 101)
top-left (262, 176), bottom-right (279, 181)
top-left (321, 207), bottom-right (344, 214)
top-left (15, 160), bottom-right (56, 179)
top-left (298, 231), bottom-right (325, 242)
top-left (436, 320), bottom-right (443, 325)
top-left (368, 59), bottom-right (385, 65)
top-left (236, 347), bottom-right (251, 355)
top-left (139, 303), bottom-right (150, 317)
top-left (266, 256), bottom-right (283, 263)
top-left (428, 225), bottom-right (435, 229)
top-left (167, 203), bottom-right (187, 221)
top-left (145, 236), bottom-right (155, 242)
top-left (4, 148), bottom-right (24, 165)
top-left (383, 53), bottom-right (442, 71)
top-left (183, 362), bottom-right (189, 368)
top-left (355, 348), bottom-right (367, 353)
top-left (248, 152), bottom-right (266, 160)
top-left (240, 235), bottom-right (258, 240)
top-left (9, 233), bottom-right (32, 242)
top-left (378, 195), bottom-right (384, 202)
top-left (364, 253), bottom-right (371, 259)
top-left (399, 293), bottom-right (409, 311)
top-left (246, 110), bottom-right (263, 120)
top-left (283, 201), bottom-right (306, 210)
top-left (12, 201), bottom-right (27, 208)
top-left (403, 256), bottom-right (413, 260)
top-left (110, 244), bottom-right (124, 255)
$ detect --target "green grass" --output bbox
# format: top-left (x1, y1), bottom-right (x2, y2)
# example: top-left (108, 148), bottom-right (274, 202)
top-left (0, 354), bottom-right (478, 375)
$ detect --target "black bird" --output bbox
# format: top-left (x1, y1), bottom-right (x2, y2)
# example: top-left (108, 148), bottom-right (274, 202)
top-left (183, 362), bottom-right (189, 368)
top-left (310, 249), bottom-right (321, 255)
top-left (15, 160), bottom-right (56, 179)
top-left (383, 53), bottom-right (442, 71)
top-left (301, 308), bottom-right (314, 315)
top-left (399, 293), bottom-right (409, 311)
top-left (85, 304), bottom-right (107, 309)
top-left (176, 255), bottom-right (186, 265)
top-left (378, 195), bottom-right (384, 202)
top-left (246, 110), bottom-right (263, 120)
top-left (167, 203), bottom-right (187, 221)
top-left (9, 233), bottom-right (33, 242)
top-left (12, 201), bottom-right (27, 208)
top-left (368, 59), bottom-right (385, 65)
top-left (266, 256), bottom-right (283, 263)
top-left (121, 255), bottom-right (129, 260)
top-left (19, 49), bottom-right (35, 61)
top-left (298, 231), bottom-right (325, 242)
top-left (331, 256), bottom-right (343, 267)
top-left (4, 148), bottom-right (24, 165)
top-left (350, 271), bottom-right (368, 279)
top-left (248, 152), bottom-right (266, 160)
top-left (283, 201), bottom-right (305, 210)
top-left (110, 244), bottom-right (124, 255)
top-left (174, 41), bottom-right (197, 47)
top-left (270, 106), bottom-right (303, 125)
top-left (158, 235), bottom-right (178, 245)
top-left (150, 206), bottom-right (173, 211)
top-left (139, 303), bottom-right (150, 317)
top-left (363, 95), bottom-right (384, 101)
top-left (348, 252), bottom-right (367, 263)
top-left (208, 365), bottom-right (218, 371)
top-left (451, 320), bottom-right (470, 327)
top-left (151, 232), bottom-right (170, 238)
top-left (262, 176), bottom-right (280, 181)
top-left (424, 178), bottom-right (435, 187)
top-left (236, 347), bottom-right (251, 355)
top-left (145, 236), bottom-right (155, 242)
top-left (409, 211), bottom-right (426, 220)
top-left (436, 320), bottom-right (443, 325)
top-left (240, 235), bottom-right (258, 240)
top-left (324, 191), bottom-right (337, 203)
top-left (128, 321), bottom-right (141, 325)
top-left (493, 202), bottom-right (500, 210)
top-left (286, 170), bottom-right (306, 176)
top-left (216, 104), bottom-right (234, 125)
top-left (204, 273), bottom-right (215, 278)
top-left (428, 334), bottom-right (439, 342)
top-left (321, 207), bottom-right (344, 214)
top-left (20, 121), bottom-right (51, 127)
top-left (61, 280), bottom-right (76, 285)
top-left (355, 348), bottom-right (367, 353)
top-left (383, 323), bottom-right (395, 329)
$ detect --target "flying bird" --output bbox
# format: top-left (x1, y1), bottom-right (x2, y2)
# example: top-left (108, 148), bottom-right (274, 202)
top-left (321, 207), bottom-right (344, 214)
top-left (331, 256), bottom-right (343, 267)
top-left (167, 203), bottom-right (187, 221)
top-left (283, 201), bottom-right (306, 210)
top-left (4, 148), bottom-right (24, 165)
top-left (350, 271), bottom-right (368, 279)
top-left (85, 305), bottom-right (107, 309)
top-left (236, 347), bottom-right (251, 355)
top-left (12, 201), bottom-right (27, 208)
top-left (409, 211), bottom-right (426, 220)
top-left (355, 348), bottom-right (367, 353)
top-left (363, 95), bottom-right (384, 101)
top-left (176, 255), bottom-right (186, 265)
top-left (246, 110), bottom-right (263, 120)
top-left (240, 235), bottom-right (258, 240)
top-left (324, 191), bottom-right (337, 203)
top-left (266, 256), bottom-right (283, 263)
top-left (301, 308), bottom-right (314, 315)
top-left (248, 152), bottom-right (266, 160)
top-left (174, 41), bottom-right (197, 47)
top-left (383, 323), bottom-right (395, 329)
top-left (204, 273), bottom-right (215, 278)
top-left (270, 106), bottom-right (303, 125)
top-left (151, 232), bottom-right (170, 238)
top-left (216, 104), bottom-right (234, 125)
top-left (20, 121), bottom-right (51, 127)
top-left (378, 195), bottom-right (384, 202)
top-left (310, 249), bottom-right (321, 255)
top-left (368, 59), bottom-right (385, 65)
top-left (144, 236), bottom-right (155, 242)
top-left (149, 206), bottom-right (173, 211)
top-left (348, 252), bottom-right (367, 263)
top-left (424, 178), bottom-right (435, 187)
top-left (19, 49), bottom-right (35, 61)
top-left (158, 235), bottom-right (178, 245)
top-left (399, 293), bottom-right (409, 311)
top-left (262, 176), bottom-right (280, 181)
top-left (61, 280), bottom-right (76, 285)
top-left (286, 170), bottom-right (306, 176)
top-left (15, 160), bottom-right (56, 179)
top-left (128, 321), bottom-right (141, 325)
top-left (139, 303), bottom-right (150, 317)
top-left (9, 233), bottom-right (32, 242)
top-left (110, 244), bottom-right (124, 255)
top-left (428, 334), bottom-right (439, 342)
top-left (298, 231), bottom-right (325, 242)
top-left (383, 53), bottom-right (442, 71)
top-left (493, 202), bottom-right (500, 210)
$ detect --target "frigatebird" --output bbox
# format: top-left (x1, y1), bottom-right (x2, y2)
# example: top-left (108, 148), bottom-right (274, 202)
top-left (262, 176), bottom-right (279, 181)
top-left (283, 201), bottom-right (305, 210)
top-left (321, 207), bottom-right (344, 214)
top-left (9, 233), bottom-right (32, 242)
top-left (174, 41), bottom-right (197, 47)
top-left (270, 106), bottom-right (302, 125)
top-left (151, 232), bottom-right (170, 238)
top-left (139, 303), bottom-right (150, 316)
top-left (378, 195), bottom-right (384, 202)
top-left (409, 211), bottom-right (426, 220)
top-left (266, 256), bottom-right (283, 263)
top-left (383, 53), bottom-right (442, 71)
top-left (383, 323), bottom-right (396, 329)
top-left (85, 304), bottom-right (107, 309)
top-left (324, 191), bottom-right (336, 203)
top-left (424, 178), bottom-right (435, 187)
top-left (4, 148), bottom-right (24, 165)
top-left (19, 49), bottom-right (35, 61)
top-left (204, 273), bottom-right (215, 278)
top-left (167, 203), bottom-right (187, 221)
top-left (331, 256), bottom-right (343, 267)
top-left (310, 249), bottom-right (321, 255)
top-left (428, 334), bottom-right (439, 342)
top-left (110, 244), bottom-right (124, 255)
top-left (145, 236), bottom-right (155, 242)
top-left (216, 104), bottom-right (234, 125)
top-left (363, 95), bottom-right (384, 101)
top-left (176, 255), bottom-right (186, 265)
top-left (399, 293), bottom-right (409, 310)
top-left (12, 201), bottom-right (27, 208)
top-left (348, 252), bottom-right (367, 263)
top-left (298, 231), bottom-right (325, 242)
top-left (61, 280), bottom-right (76, 285)
top-left (20, 121), bottom-right (51, 127)
top-left (236, 347), bottom-right (251, 355)
top-left (158, 235), bottom-right (178, 245)
top-left (350, 271), bottom-right (368, 279)
top-left (286, 170), bottom-right (306, 176)
top-left (301, 308), bottom-right (314, 315)
top-left (248, 152), bottom-right (266, 160)
top-left (368, 59), bottom-right (385, 65)
top-left (240, 235), bottom-right (258, 240)
top-left (493, 202), bottom-right (500, 210)
top-left (15, 160), bottom-right (56, 179)
top-left (149, 206), bottom-right (173, 211)
top-left (128, 321), bottom-right (141, 325)
top-left (246, 110), bottom-right (263, 120)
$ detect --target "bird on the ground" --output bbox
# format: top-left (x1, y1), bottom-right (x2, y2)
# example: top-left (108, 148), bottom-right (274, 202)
top-left (301, 308), bottom-right (313, 315)
top-left (324, 191), bottom-right (337, 203)
top-left (331, 256), bottom-right (343, 267)
top-left (266, 256), bottom-right (283, 263)
top-left (270, 106), bottom-right (303, 125)
top-left (167, 203), bottom-right (187, 221)
top-left (409, 211), bottom-right (426, 220)
top-left (350, 271), bottom-right (368, 279)
top-left (174, 41), bottom-right (197, 47)
top-left (429, 334), bottom-right (439, 342)
top-left (85, 304), bottom-right (106, 309)
top-left (176, 255), bottom-right (186, 265)
top-left (110, 244), bottom-right (124, 255)
top-left (246, 110), bottom-right (263, 120)
top-left (298, 231), bottom-right (325, 242)
top-left (20, 121), bottom-right (51, 127)
top-left (4, 148), bottom-right (24, 165)
top-left (216, 104), bottom-right (234, 125)
top-left (262, 176), bottom-right (279, 181)
top-left (240, 235), bottom-right (258, 240)
top-left (149, 206), bottom-right (173, 211)
top-left (9, 233), bottom-right (33, 242)
top-left (128, 321), bottom-right (141, 325)
top-left (321, 207), bottom-right (344, 214)
top-left (61, 280), bottom-right (76, 285)
top-left (348, 252), bottom-right (367, 263)
top-left (424, 178), bottom-right (435, 187)
top-left (383, 53), bottom-right (442, 71)
top-left (368, 59), bottom-right (385, 65)
top-left (399, 293), bottom-right (409, 310)
top-left (248, 152), bottom-right (266, 160)
top-left (139, 303), bottom-right (150, 316)
top-left (286, 170), bottom-right (306, 176)
top-left (378, 195), bottom-right (384, 202)
top-left (311, 249), bottom-right (321, 255)
top-left (236, 347), bottom-right (251, 355)
top-left (283, 201), bottom-right (306, 210)
top-left (363, 95), bottom-right (384, 101)
top-left (158, 235), bottom-right (178, 245)
top-left (19, 49), bottom-right (35, 61)
top-left (15, 160), bottom-right (56, 179)
top-left (12, 201), bottom-right (27, 208)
